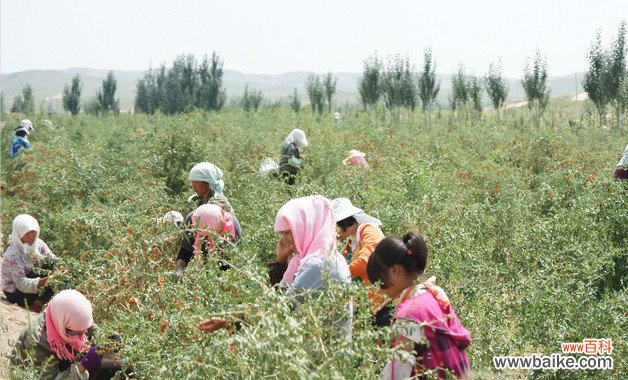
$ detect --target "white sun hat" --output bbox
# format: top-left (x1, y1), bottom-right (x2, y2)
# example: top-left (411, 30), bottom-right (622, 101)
top-left (617, 144), bottom-right (628, 168)
top-left (158, 210), bottom-right (184, 226)
top-left (331, 197), bottom-right (382, 226)
top-left (20, 119), bottom-right (34, 132)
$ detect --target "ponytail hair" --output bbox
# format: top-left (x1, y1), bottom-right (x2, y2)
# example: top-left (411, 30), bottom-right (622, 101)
top-left (367, 232), bottom-right (428, 288)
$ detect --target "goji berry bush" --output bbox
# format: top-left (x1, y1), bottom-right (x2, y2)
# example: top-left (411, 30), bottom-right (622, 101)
top-left (1, 106), bottom-right (625, 379)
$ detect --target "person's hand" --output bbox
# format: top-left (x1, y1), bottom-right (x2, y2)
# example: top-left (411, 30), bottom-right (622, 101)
top-left (195, 318), bottom-right (229, 334)
top-left (37, 277), bottom-right (48, 288)
top-left (276, 238), bottom-right (295, 264)
top-left (79, 345), bottom-right (102, 371)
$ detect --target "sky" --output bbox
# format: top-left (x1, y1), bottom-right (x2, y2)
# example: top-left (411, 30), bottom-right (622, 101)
top-left (1, 0), bottom-right (627, 78)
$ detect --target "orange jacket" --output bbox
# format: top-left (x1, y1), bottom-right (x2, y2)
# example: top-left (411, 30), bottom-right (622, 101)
top-left (341, 223), bottom-right (385, 282)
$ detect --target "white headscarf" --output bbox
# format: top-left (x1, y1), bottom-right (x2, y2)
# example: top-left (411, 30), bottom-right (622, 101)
top-left (285, 129), bottom-right (308, 148)
top-left (10, 214), bottom-right (40, 255)
top-left (20, 119), bottom-right (34, 131)
top-left (617, 145), bottom-right (628, 168)
top-left (15, 120), bottom-right (34, 135)
top-left (189, 162), bottom-right (225, 195)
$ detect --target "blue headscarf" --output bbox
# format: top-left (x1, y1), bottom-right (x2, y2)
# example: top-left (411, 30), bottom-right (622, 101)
top-left (189, 162), bottom-right (225, 195)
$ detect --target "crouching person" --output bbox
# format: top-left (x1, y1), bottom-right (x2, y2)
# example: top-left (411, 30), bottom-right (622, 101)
top-left (11, 289), bottom-right (133, 379)
top-left (2, 214), bottom-right (64, 312)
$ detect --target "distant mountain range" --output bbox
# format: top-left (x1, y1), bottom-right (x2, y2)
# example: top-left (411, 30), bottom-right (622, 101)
top-left (0, 67), bottom-right (585, 112)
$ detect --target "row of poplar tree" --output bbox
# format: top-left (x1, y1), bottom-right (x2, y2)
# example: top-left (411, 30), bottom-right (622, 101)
top-left (3, 21), bottom-right (625, 128)
top-left (6, 71), bottom-right (119, 116)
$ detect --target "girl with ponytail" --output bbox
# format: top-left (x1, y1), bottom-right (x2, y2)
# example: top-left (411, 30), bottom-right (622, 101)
top-left (367, 232), bottom-right (471, 379)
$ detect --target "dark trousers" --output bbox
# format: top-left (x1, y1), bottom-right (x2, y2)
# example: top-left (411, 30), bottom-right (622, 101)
top-left (3, 268), bottom-right (54, 308)
top-left (88, 359), bottom-right (133, 380)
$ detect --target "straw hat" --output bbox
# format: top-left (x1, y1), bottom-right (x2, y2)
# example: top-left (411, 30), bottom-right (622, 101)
top-left (331, 197), bottom-right (382, 226)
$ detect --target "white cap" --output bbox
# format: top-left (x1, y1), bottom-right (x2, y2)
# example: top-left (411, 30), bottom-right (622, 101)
top-left (331, 197), bottom-right (382, 226)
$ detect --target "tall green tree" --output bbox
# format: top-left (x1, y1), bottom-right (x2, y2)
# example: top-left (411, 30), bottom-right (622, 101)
top-left (135, 76), bottom-right (151, 114)
top-left (11, 84), bottom-right (35, 114)
top-left (522, 50), bottom-right (550, 128)
top-left (62, 74), bottom-right (82, 115)
top-left (358, 53), bottom-right (382, 110)
top-left (305, 74), bottom-right (325, 114)
top-left (290, 88), bottom-right (301, 113)
top-left (240, 85), bottom-right (263, 113)
top-left (382, 55), bottom-right (417, 110)
top-left (0, 92), bottom-right (5, 114)
top-left (241, 85), bottom-right (252, 113)
top-left (97, 71), bottom-right (120, 115)
top-left (323, 72), bottom-right (337, 113)
top-left (197, 53), bottom-right (226, 111)
top-left (469, 76), bottom-right (483, 113)
top-left (583, 31), bottom-right (609, 125)
top-left (450, 65), bottom-right (469, 112)
top-left (606, 21), bottom-right (626, 128)
top-left (417, 48), bottom-right (440, 114)
top-left (485, 60), bottom-right (509, 117)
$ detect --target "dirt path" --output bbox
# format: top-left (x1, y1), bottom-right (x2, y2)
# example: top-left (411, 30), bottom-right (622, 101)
top-left (0, 213), bottom-right (34, 379)
top-left (0, 256), bottom-right (34, 380)
top-left (0, 144), bottom-right (32, 380)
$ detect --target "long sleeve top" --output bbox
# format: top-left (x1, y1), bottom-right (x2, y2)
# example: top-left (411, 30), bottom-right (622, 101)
top-left (268, 253), bottom-right (353, 340)
top-left (1, 240), bottom-right (58, 293)
top-left (340, 223), bottom-right (385, 282)
top-left (11, 134), bottom-right (31, 158)
top-left (11, 313), bottom-right (99, 380)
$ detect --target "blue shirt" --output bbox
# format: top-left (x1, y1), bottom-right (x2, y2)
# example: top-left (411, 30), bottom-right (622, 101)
top-left (11, 134), bottom-right (31, 159)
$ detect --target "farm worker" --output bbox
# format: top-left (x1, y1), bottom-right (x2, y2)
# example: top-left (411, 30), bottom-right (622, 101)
top-left (157, 210), bottom-right (184, 227)
top-left (367, 233), bottom-right (471, 379)
top-left (614, 144), bottom-right (628, 180)
top-left (278, 129), bottom-right (308, 185)
top-left (176, 204), bottom-right (237, 271)
top-left (1, 214), bottom-right (65, 312)
top-left (330, 197), bottom-right (391, 326)
top-left (343, 149), bottom-right (369, 168)
top-left (196, 195), bottom-right (353, 340)
top-left (175, 162), bottom-right (242, 273)
top-left (11, 119), bottom-right (34, 158)
top-left (331, 198), bottom-right (383, 282)
top-left (11, 289), bottom-right (132, 379)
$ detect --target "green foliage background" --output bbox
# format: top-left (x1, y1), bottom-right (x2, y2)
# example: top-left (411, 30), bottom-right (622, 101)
top-left (1, 106), bottom-right (626, 379)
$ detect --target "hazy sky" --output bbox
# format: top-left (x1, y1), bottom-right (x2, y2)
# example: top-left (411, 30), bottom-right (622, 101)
top-left (1, 0), bottom-right (626, 78)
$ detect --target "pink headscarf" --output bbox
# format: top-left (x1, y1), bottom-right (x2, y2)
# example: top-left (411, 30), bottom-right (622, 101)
top-left (45, 289), bottom-right (93, 361)
top-left (191, 204), bottom-right (236, 256)
top-left (274, 195), bottom-right (337, 284)
top-left (348, 156), bottom-right (369, 168)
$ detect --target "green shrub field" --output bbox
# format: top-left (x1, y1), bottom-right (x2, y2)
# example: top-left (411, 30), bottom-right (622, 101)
top-left (1, 106), bottom-right (626, 379)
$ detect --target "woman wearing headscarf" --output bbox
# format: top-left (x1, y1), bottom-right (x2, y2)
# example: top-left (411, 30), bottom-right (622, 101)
top-left (614, 144), bottom-right (628, 180)
top-left (278, 129), bottom-right (308, 185)
top-left (11, 119), bottom-right (34, 159)
top-left (330, 198), bottom-right (392, 327)
top-left (181, 204), bottom-right (237, 270)
top-left (196, 196), bottom-right (352, 338)
top-left (1, 214), bottom-right (62, 312)
top-left (330, 198), bottom-right (383, 283)
top-left (269, 196), bottom-right (349, 293)
top-left (12, 289), bottom-right (131, 380)
top-left (343, 149), bottom-right (369, 169)
top-left (175, 162), bottom-right (242, 272)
